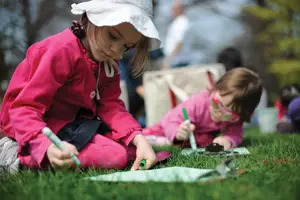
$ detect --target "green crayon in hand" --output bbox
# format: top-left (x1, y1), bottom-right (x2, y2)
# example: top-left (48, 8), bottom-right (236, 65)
top-left (182, 108), bottom-right (197, 150)
top-left (139, 159), bottom-right (146, 169)
top-left (42, 127), bottom-right (81, 166)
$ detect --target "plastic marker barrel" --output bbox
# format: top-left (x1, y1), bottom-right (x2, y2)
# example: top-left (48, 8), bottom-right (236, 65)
top-left (42, 127), bottom-right (81, 166)
top-left (139, 159), bottom-right (146, 169)
top-left (182, 108), bottom-right (197, 150)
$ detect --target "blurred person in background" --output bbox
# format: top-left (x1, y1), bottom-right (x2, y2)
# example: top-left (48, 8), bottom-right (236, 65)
top-left (162, 0), bottom-right (190, 69)
top-left (288, 98), bottom-right (300, 133)
top-left (119, 0), bottom-right (164, 127)
top-left (120, 48), bottom-right (164, 127)
top-left (217, 47), bottom-right (244, 71)
top-left (275, 84), bottom-right (300, 121)
top-left (276, 84), bottom-right (300, 133)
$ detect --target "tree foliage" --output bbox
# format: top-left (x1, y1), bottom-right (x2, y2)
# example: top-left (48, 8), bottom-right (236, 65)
top-left (245, 0), bottom-right (300, 86)
top-left (0, 0), bottom-right (74, 96)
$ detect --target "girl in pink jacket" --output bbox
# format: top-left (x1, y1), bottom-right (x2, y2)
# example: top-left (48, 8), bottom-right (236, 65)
top-left (0, 0), bottom-right (161, 171)
top-left (143, 68), bottom-right (263, 150)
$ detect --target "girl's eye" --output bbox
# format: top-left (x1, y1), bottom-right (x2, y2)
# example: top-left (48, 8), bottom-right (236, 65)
top-left (109, 31), bottom-right (134, 52)
top-left (109, 32), bottom-right (118, 41)
top-left (124, 45), bottom-right (133, 52)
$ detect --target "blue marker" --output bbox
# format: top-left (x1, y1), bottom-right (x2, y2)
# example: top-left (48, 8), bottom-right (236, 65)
top-left (42, 127), bottom-right (81, 166)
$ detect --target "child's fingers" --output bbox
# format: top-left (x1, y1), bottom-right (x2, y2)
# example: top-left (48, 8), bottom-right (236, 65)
top-left (213, 137), bottom-right (232, 150)
top-left (180, 121), bottom-right (188, 129)
top-left (223, 144), bottom-right (231, 150)
top-left (185, 124), bottom-right (195, 133)
top-left (212, 137), bottom-right (220, 143)
top-left (189, 124), bottom-right (196, 132)
top-left (63, 141), bottom-right (79, 155)
top-left (176, 123), bottom-right (191, 140)
top-left (177, 128), bottom-right (187, 135)
top-left (181, 122), bottom-right (195, 133)
top-left (181, 126), bottom-right (192, 137)
top-left (181, 122), bottom-right (189, 129)
top-left (176, 135), bottom-right (183, 140)
top-left (50, 157), bottom-right (74, 168)
top-left (212, 137), bottom-right (222, 144)
top-left (177, 131), bottom-right (189, 140)
top-left (49, 142), bottom-right (78, 160)
top-left (212, 138), bottom-right (221, 145)
top-left (182, 132), bottom-right (189, 140)
top-left (49, 145), bottom-right (70, 160)
top-left (181, 125), bottom-right (189, 132)
top-left (145, 156), bottom-right (157, 170)
top-left (222, 139), bottom-right (232, 150)
top-left (219, 141), bottom-right (230, 150)
top-left (131, 157), bottom-right (142, 171)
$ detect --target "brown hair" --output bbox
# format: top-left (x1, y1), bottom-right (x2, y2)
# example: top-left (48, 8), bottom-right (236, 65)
top-left (214, 67), bottom-right (263, 122)
top-left (80, 13), bottom-right (149, 77)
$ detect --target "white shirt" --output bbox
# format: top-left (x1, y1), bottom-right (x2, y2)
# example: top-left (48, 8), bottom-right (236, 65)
top-left (164, 15), bottom-right (189, 56)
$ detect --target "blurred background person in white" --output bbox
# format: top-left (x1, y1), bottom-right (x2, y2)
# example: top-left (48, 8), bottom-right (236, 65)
top-left (163, 0), bottom-right (190, 68)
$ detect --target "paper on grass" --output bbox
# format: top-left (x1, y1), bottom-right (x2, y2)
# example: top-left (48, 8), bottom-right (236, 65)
top-left (88, 158), bottom-right (239, 183)
top-left (89, 167), bottom-right (214, 182)
top-left (181, 147), bottom-right (250, 156)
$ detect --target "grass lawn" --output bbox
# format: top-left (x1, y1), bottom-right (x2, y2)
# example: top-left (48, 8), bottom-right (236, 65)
top-left (1, 128), bottom-right (300, 200)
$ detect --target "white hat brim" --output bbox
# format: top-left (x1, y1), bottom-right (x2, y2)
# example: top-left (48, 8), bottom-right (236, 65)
top-left (71, 1), bottom-right (161, 51)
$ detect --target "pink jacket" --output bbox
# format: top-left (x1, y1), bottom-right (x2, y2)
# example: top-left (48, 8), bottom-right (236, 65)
top-left (0, 29), bottom-right (141, 167)
top-left (156, 89), bottom-right (243, 147)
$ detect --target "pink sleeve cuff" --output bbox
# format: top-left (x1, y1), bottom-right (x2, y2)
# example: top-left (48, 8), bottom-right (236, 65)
top-left (223, 135), bottom-right (238, 148)
top-left (163, 123), bottom-right (179, 142)
top-left (28, 133), bottom-right (52, 168)
top-left (122, 131), bottom-right (141, 146)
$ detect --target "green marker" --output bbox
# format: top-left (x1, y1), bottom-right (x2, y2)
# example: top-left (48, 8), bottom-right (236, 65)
top-left (139, 159), bottom-right (146, 169)
top-left (182, 108), bottom-right (197, 150)
top-left (42, 127), bottom-right (81, 166)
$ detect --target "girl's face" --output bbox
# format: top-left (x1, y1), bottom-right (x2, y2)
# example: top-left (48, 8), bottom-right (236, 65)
top-left (209, 90), bottom-right (240, 122)
top-left (87, 22), bottom-right (142, 62)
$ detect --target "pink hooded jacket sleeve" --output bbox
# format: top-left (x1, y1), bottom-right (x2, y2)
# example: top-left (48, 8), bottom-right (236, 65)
top-left (97, 72), bottom-right (141, 146)
top-left (160, 95), bottom-right (203, 142)
top-left (223, 122), bottom-right (243, 148)
top-left (8, 45), bottom-right (72, 166)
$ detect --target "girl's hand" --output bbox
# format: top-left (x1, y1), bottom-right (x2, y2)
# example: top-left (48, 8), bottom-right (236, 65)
top-left (131, 134), bottom-right (157, 171)
top-left (212, 136), bottom-right (232, 150)
top-left (175, 121), bottom-right (196, 141)
top-left (47, 141), bottom-right (79, 168)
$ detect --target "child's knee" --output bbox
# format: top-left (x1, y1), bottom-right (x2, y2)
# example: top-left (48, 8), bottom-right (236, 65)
top-left (79, 142), bottom-right (128, 169)
top-left (109, 145), bottom-right (128, 169)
